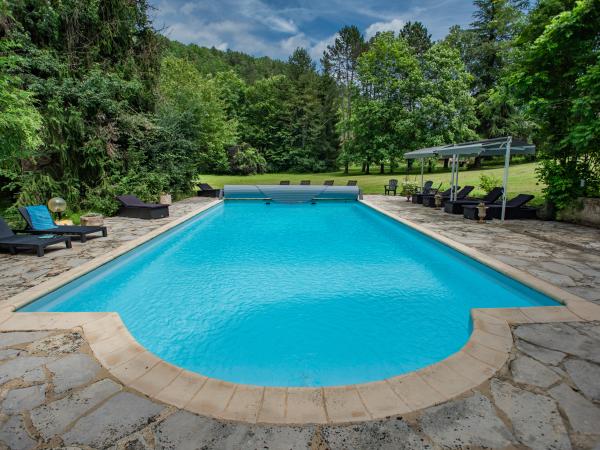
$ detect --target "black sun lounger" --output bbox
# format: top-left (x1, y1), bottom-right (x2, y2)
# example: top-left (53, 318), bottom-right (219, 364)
top-left (0, 218), bottom-right (71, 257)
top-left (197, 183), bottom-right (221, 198)
top-left (422, 186), bottom-right (473, 207)
top-left (300, 180), bottom-right (311, 185)
top-left (279, 180), bottom-right (290, 185)
top-left (412, 182), bottom-right (439, 203)
top-left (19, 206), bottom-right (107, 243)
top-left (323, 180), bottom-right (334, 186)
top-left (116, 195), bottom-right (169, 220)
top-left (444, 187), bottom-right (504, 214)
top-left (346, 180), bottom-right (357, 186)
top-left (463, 194), bottom-right (536, 220)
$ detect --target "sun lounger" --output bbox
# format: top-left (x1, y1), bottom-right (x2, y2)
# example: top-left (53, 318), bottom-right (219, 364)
top-left (463, 194), bottom-right (536, 220)
top-left (346, 180), bottom-right (357, 186)
top-left (444, 187), bottom-right (504, 214)
top-left (412, 182), bottom-right (439, 203)
top-left (197, 183), bottom-right (221, 198)
top-left (19, 206), bottom-right (107, 243)
top-left (116, 195), bottom-right (169, 220)
top-left (323, 180), bottom-right (334, 186)
top-left (300, 180), bottom-right (311, 185)
top-left (422, 186), bottom-right (473, 207)
top-left (0, 217), bottom-right (71, 256)
top-left (279, 181), bottom-right (290, 185)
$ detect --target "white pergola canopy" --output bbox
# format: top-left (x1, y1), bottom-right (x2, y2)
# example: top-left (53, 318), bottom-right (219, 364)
top-left (404, 137), bottom-right (536, 221)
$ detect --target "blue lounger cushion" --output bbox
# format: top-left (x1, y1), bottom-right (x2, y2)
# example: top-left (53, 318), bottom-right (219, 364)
top-left (26, 205), bottom-right (58, 230)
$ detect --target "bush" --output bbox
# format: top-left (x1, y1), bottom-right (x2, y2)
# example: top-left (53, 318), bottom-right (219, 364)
top-left (228, 144), bottom-right (267, 175)
top-left (478, 173), bottom-right (502, 193)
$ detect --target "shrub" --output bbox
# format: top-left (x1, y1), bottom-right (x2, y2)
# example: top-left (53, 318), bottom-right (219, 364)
top-left (228, 144), bottom-right (267, 175)
top-left (478, 173), bottom-right (502, 193)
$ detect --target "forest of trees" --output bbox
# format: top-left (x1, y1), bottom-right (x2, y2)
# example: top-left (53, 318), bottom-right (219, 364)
top-left (1, 0), bottom-right (598, 217)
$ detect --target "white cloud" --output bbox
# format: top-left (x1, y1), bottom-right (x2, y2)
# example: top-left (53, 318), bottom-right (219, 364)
top-left (365, 18), bottom-right (405, 39)
top-left (309, 33), bottom-right (338, 62)
top-left (263, 16), bottom-right (298, 34)
top-left (279, 33), bottom-right (310, 55)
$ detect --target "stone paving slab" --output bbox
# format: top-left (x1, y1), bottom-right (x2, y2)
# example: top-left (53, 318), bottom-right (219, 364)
top-left (0, 324), bottom-right (598, 449)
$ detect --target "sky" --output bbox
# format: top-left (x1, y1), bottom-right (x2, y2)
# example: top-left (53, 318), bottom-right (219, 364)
top-left (150, 0), bottom-right (476, 61)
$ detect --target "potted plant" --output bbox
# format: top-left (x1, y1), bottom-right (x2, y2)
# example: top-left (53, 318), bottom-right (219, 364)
top-left (80, 212), bottom-right (104, 227)
top-left (400, 181), bottom-right (419, 201)
top-left (159, 192), bottom-right (172, 205)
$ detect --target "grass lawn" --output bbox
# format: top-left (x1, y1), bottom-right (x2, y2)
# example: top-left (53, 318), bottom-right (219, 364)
top-left (201, 161), bottom-right (544, 204)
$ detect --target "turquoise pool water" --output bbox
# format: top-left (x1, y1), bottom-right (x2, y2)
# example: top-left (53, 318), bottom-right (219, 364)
top-left (21, 201), bottom-right (558, 387)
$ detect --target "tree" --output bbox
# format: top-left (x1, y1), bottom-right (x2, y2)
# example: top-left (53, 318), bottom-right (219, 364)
top-left (0, 41), bottom-right (43, 164)
top-left (509, 0), bottom-right (600, 209)
top-left (353, 32), bottom-right (423, 173)
top-left (399, 21), bottom-right (432, 58)
top-left (158, 56), bottom-right (237, 173)
top-left (322, 25), bottom-right (366, 173)
top-left (419, 44), bottom-right (479, 147)
top-left (444, 0), bottom-right (529, 169)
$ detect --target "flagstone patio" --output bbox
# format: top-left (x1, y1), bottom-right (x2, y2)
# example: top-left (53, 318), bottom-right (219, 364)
top-left (1, 195), bottom-right (599, 449)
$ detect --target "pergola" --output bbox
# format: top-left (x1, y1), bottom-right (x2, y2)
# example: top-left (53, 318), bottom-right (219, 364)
top-left (404, 137), bottom-right (536, 221)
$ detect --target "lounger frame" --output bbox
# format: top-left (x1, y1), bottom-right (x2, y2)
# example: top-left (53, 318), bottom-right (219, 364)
top-left (18, 207), bottom-right (107, 243)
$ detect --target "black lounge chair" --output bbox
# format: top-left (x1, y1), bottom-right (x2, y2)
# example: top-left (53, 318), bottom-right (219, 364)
top-left (422, 185), bottom-right (473, 207)
top-left (346, 180), bottom-right (358, 186)
top-left (463, 194), bottom-right (537, 220)
top-left (323, 180), bottom-right (334, 186)
top-left (116, 195), bottom-right (169, 220)
top-left (300, 180), bottom-right (311, 185)
top-left (384, 179), bottom-right (398, 195)
top-left (19, 206), bottom-right (107, 243)
top-left (444, 187), bottom-right (504, 214)
top-left (280, 181), bottom-right (290, 185)
top-left (412, 182), bottom-right (440, 204)
top-left (0, 218), bottom-right (71, 257)
top-left (197, 183), bottom-right (221, 198)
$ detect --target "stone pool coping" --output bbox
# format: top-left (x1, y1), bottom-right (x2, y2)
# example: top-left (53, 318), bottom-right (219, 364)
top-left (1, 198), bottom-right (600, 425)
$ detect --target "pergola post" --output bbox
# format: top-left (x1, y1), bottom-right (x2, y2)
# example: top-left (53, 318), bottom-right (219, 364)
top-left (455, 155), bottom-right (460, 201)
top-left (449, 154), bottom-right (455, 200)
top-left (501, 136), bottom-right (512, 221)
top-left (420, 158), bottom-right (424, 189)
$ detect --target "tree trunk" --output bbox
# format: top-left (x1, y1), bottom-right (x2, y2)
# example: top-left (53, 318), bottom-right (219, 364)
top-left (428, 160), bottom-right (433, 173)
top-left (344, 162), bottom-right (349, 174)
top-left (443, 158), bottom-right (449, 169)
top-left (380, 163), bottom-right (384, 174)
top-left (407, 159), bottom-right (413, 171)
top-left (390, 158), bottom-right (395, 174)
top-left (365, 163), bottom-right (370, 174)
top-left (362, 162), bottom-right (366, 173)
top-left (473, 156), bottom-right (482, 168)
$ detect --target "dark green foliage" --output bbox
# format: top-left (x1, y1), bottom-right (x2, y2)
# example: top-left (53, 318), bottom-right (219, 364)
top-left (322, 25), bottom-right (366, 173)
top-left (228, 144), bottom-right (267, 175)
top-left (444, 0), bottom-right (529, 139)
top-left (2, 0), bottom-right (164, 216)
top-left (162, 38), bottom-right (289, 83)
top-left (509, 0), bottom-right (600, 209)
top-left (0, 0), bottom-right (340, 220)
top-left (399, 21), bottom-right (432, 58)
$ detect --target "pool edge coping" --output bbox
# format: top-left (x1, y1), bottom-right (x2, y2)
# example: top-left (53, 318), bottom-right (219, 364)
top-left (0, 197), bottom-right (598, 425)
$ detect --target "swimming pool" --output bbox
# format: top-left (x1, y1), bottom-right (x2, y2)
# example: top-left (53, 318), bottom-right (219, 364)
top-left (21, 201), bottom-right (558, 387)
